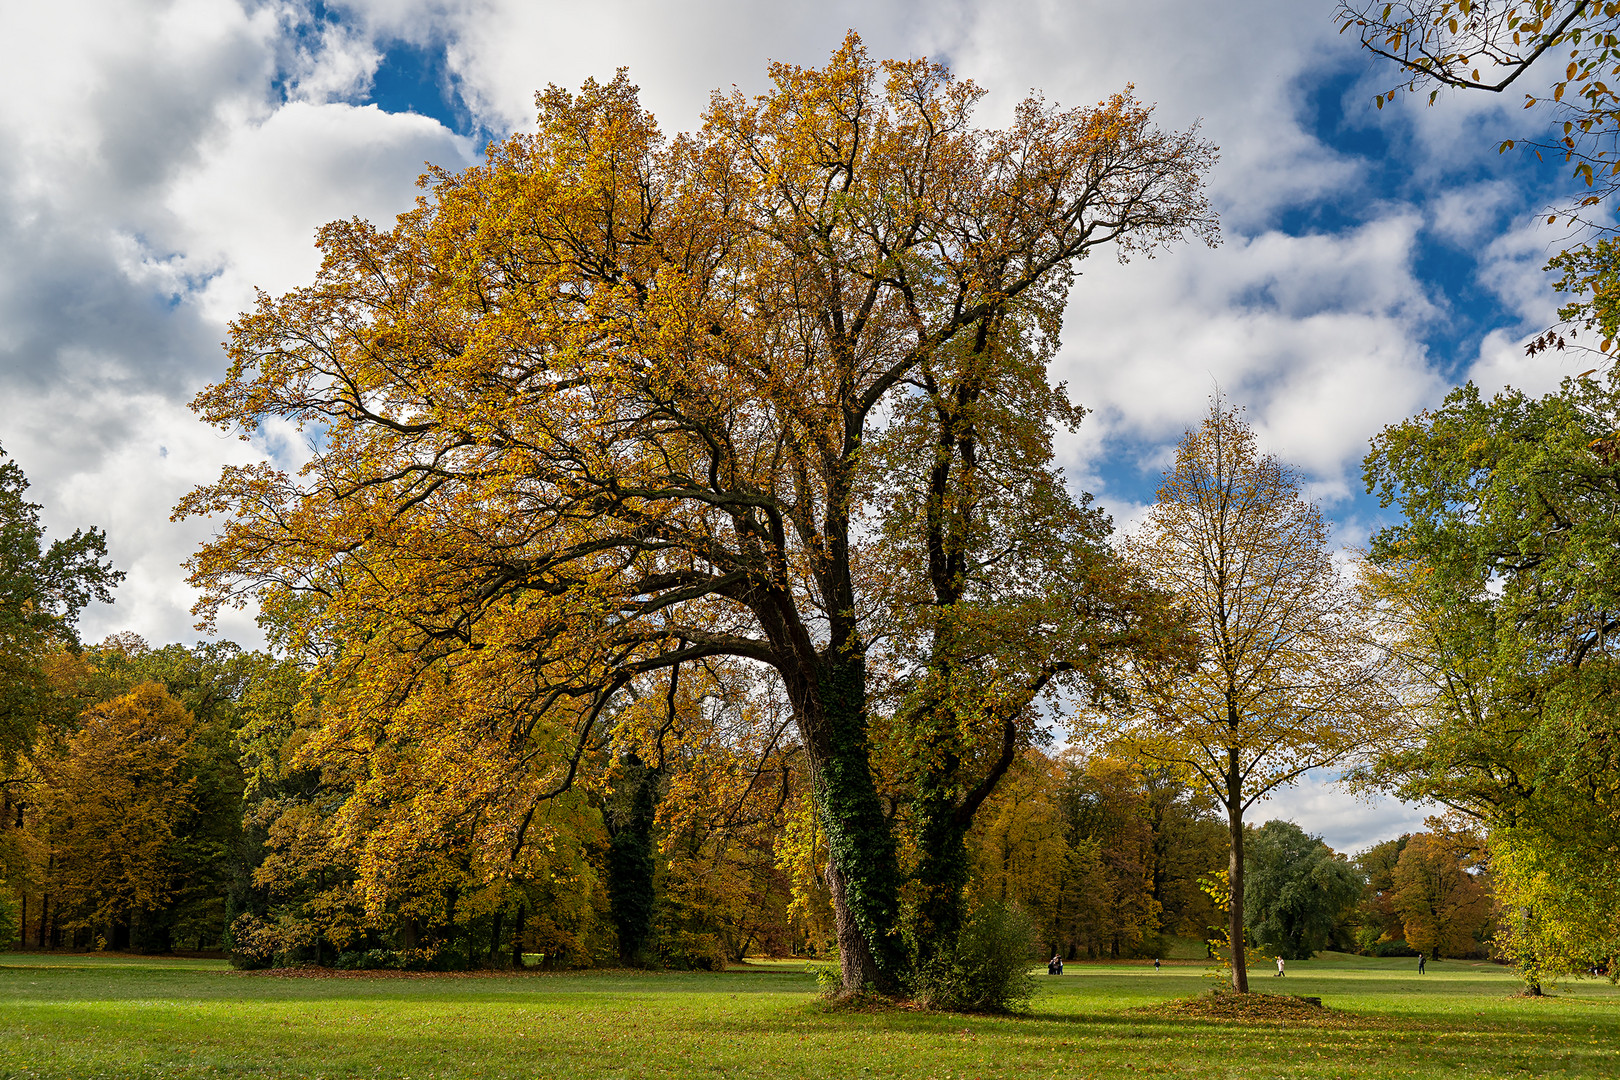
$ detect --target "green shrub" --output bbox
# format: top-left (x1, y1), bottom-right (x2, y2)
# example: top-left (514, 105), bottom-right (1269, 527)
top-left (910, 900), bottom-right (1038, 1013)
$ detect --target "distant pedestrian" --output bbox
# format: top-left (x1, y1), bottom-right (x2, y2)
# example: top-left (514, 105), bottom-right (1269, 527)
top-left (1275, 956), bottom-right (1285, 977)
top-left (1418, 953), bottom-right (1427, 974)
top-left (1154, 958), bottom-right (1161, 972)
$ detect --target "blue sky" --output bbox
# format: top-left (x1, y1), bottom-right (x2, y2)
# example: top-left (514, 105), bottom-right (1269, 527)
top-left (0, 0), bottom-right (1600, 850)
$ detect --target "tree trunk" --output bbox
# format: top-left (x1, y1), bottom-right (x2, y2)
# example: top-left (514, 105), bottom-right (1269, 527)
top-left (510, 906), bottom-right (526, 969)
top-left (910, 770), bottom-right (970, 970)
top-left (825, 857), bottom-right (882, 991)
top-left (807, 655), bottom-right (903, 995)
top-left (1227, 798), bottom-right (1249, 993)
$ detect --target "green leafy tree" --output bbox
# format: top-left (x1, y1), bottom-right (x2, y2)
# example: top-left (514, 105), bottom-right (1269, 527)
top-left (1363, 371), bottom-right (1620, 986)
top-left (0, 442), bottom-right (121, 762)
top-left (1243, 820), bottom-right (1364, 961)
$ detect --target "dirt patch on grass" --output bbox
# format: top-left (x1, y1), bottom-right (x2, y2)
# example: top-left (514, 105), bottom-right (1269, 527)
top-left (1137, 992), bottom-right (1380, 1028)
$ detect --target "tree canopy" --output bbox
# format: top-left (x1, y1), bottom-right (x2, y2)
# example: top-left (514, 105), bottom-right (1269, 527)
top-left (1243, 819), bottom-right (1363, 961)
top-left (1338, 1), bottom-right (1620, 197)
top-left (1338, 2), bottom-right (1620, 360)
top-left (1363, 370), bottom-right (1620, 985)
top-left (176, 34), bottom-right (1217, 995)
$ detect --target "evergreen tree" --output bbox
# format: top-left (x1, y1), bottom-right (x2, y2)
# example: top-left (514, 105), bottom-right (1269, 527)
top-left (606, 757), bottom-right (658, 964)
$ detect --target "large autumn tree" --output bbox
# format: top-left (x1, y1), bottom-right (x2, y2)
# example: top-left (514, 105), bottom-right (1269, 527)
top-left (39, 682), bottom-right (198, 949)
top-left (178, 36), bottom-right (1216, 994)
top-left (1390, 832), bottom-right (1494, 959)
top-left (1098, 404), bottom-right (1396, 992)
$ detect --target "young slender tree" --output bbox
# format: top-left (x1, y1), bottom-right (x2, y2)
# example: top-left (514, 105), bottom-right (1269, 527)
top-left (1098, 404), bottom-right (1395, 992)
top-left (178, 35), bottom-right (1217, 994)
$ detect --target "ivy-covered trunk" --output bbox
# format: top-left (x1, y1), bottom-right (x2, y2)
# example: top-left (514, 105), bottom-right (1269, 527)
top-left (909, 775), bottom-right (972, 970)
top-left (808, 655), bottom-right (905, 995)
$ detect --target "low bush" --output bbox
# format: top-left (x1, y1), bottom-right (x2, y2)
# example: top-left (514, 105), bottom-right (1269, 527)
top-left (909, 900), bottom-right (1038, 1014)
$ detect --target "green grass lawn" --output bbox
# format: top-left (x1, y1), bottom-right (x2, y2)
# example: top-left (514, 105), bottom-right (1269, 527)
top-left (0, 950), bottom-right (1615, 1078)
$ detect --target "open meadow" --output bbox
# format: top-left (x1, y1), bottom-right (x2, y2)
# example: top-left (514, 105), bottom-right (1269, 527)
top-left (0, 952), bottom-right (1615, 1079)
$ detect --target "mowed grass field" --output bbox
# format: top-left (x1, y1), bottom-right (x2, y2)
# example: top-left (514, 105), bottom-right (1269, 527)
top-left (0, 951), bottom-right (1616, 1079)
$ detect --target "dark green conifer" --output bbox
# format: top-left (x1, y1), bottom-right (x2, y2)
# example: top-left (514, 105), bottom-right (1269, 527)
top-left (606, 756), bottom-right (658, 964)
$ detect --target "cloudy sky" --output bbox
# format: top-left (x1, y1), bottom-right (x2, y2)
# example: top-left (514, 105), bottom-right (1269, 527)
top-left (0, 0), bottom-right (1594, 851)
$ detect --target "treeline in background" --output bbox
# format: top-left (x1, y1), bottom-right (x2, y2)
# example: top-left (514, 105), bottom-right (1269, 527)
top-left (0, 634), bottom-right (1492, 969)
